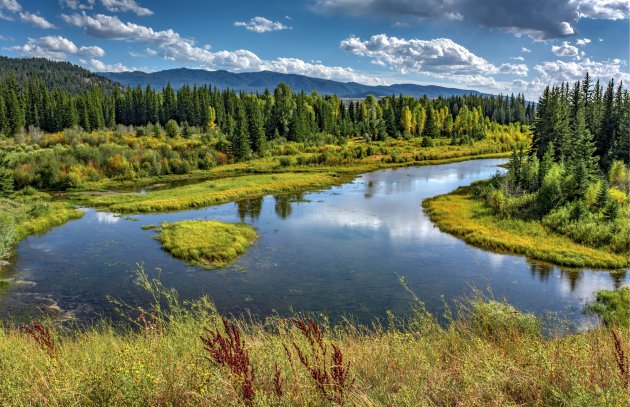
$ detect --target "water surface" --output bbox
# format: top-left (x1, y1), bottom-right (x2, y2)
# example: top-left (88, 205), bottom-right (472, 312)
top-left (1, 159), bottom-right (626, 325)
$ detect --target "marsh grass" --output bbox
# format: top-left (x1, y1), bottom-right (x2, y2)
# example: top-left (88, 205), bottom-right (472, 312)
top-left (0, 267), bottom-right (627, 406)
top-left (156, 220), bottom-right (258, 268)
top-left (423, 185), bottom-right (628, 269)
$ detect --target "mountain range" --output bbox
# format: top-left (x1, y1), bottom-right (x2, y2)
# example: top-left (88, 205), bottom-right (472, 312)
top-left (103, 68), bottom-right (485, 98)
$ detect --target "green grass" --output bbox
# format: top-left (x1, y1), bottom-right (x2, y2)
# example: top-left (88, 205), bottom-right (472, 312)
top-left (77, 172), bottom-right (350, 213)
top-left (156, 220), bottom-right (258, 268)
top-left (423, 185), bottom-right (629, 269)
top-left (0, 269), bottom-right (626, 406)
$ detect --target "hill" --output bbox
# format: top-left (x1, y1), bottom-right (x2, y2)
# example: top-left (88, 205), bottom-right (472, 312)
top-left (0, 57), bottom-right (120, 93)
top-left (103, 68), bottom-right (484, 98)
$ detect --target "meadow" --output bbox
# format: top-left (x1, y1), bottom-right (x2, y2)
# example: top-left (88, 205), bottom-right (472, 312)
top-left (0, 269), bottom-right (627, 406)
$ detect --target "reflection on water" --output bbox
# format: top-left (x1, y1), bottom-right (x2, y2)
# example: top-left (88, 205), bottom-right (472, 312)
top-left (0, 158), bottom-right (627, 326)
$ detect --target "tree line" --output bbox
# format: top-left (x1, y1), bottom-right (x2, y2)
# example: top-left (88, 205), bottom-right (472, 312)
top-left (0, 70), bottom-right (533, 158)
top-left (482, 73), bottom-right (628, 255)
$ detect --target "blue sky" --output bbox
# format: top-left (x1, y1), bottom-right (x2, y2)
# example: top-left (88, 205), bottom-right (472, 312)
top-left (0, 0), bottom-right (628, 98)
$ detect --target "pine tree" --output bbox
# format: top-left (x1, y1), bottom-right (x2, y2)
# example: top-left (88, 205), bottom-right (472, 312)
top-left (424, 106), bottom-right (438, 138)
top-left (0, 151), bottom-right (14, 197)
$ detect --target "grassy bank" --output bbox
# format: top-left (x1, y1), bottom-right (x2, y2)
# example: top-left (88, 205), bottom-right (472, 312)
top-left (0, 271), bottom-right (626, 406)
top-left (423, 185), bottom-right (628, 269)
top-left (0, 190), bottom-right (83, 262)
top-left (156, 220), bottom-right (258, 268)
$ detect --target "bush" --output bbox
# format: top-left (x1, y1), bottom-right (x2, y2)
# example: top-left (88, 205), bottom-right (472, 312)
top-left (0, 212), bottom-right (16, 259)
top-left (165, 120), bottom-right (180, 138)
top-left (469, 299), bottom-right (541, 338)
top-left (585, 286), bottom-right (629, 328)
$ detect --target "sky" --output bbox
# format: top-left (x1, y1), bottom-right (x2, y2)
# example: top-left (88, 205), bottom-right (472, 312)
top-left (0, 0), bottom-right (628, 99)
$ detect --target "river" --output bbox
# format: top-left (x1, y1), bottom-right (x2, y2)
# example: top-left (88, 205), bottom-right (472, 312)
top-left (1, 158), bottom-right (626, 327)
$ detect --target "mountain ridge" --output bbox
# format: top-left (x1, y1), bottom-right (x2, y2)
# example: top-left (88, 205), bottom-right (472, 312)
top-left (103, 68), bottom-right (487, 98)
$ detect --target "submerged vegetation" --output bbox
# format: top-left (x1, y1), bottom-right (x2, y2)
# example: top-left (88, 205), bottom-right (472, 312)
top-left (156, 220), bottom-right (258, 268)
top-left (424, 73), bottom-right (629, 268)
top-left (0, 270), bottom-right (627, 406)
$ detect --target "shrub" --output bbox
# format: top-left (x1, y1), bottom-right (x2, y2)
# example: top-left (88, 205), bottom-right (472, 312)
top-left (585, 286), bottom-right (629, 328)
top-left (165, 120), bottom-right (180, 138)
top-left (0, 212), bottom-right (16, 259)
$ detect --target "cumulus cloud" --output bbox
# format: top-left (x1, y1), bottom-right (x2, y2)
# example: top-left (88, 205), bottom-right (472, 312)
top-left (234, 16), bottom-right (291, 33)
top-left (100, 0), bottom-right (152, 16)
top-left (314, 0), bottom-right (629, 40)
top-left (62, 13), bottom-right (381, 83)
top-left (8, 35), bottom-right (104, 59)
top-left (83, 58), bottom-right (129, 72)
top-left (534, 58), bottom-right (630, 84)
top-left (510, 56), bottom-right (524, 61)
top-left (19, 12), bottom-right (56, 29)
top-left (521, 47), bottom-right (531, 53)
top-left (576, 38), bottom-right (591, 46)
top-left (340, 34), bottom-right (527, 78)
top-left (551, 41), bottom-right (579, 58)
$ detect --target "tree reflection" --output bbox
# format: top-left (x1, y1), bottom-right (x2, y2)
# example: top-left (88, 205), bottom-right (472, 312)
top-left (273, 193), bottom-right (305, 219)
top-left (236, 198), bottom-right (263, 222)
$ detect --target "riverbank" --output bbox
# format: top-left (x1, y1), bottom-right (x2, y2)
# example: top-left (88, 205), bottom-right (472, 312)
top-left (0, 191), bottom-right (83, 264)
top-left (423, 185), bottom-right (629, 269)
top-left (74, 151), bottom-right (512, 214)
top-left (0, 271), bottom-right (626, 406)
top-left (156, 220), bottom-right (258, 268)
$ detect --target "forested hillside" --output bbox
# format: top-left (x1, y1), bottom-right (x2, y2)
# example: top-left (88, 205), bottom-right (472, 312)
top-left (0, 57), bottom-right (119, 94)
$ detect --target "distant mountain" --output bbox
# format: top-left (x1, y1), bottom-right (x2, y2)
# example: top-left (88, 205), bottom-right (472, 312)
top-left (103, 68), bottom-right (485, 98)
top-left (0, 57), bottom-right (120, 93)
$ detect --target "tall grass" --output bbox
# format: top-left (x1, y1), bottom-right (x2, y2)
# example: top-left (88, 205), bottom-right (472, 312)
top-left (423, 185), bottom-right (628, 269)
top-left (0, 267), bottom-right (627, 406)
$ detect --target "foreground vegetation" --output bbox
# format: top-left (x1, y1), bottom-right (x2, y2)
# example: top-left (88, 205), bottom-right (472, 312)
top-left (0, 271), bottom-right (627, 406)
top-left (156, 220), bottom-right (258, 268)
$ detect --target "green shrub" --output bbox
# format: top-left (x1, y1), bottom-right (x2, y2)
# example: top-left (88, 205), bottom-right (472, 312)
top-left (585, 286), bottom-right (629, 328)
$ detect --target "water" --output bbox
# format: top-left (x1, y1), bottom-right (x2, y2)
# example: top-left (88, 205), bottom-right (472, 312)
top-left (0, 159), bottom-right (626, 326)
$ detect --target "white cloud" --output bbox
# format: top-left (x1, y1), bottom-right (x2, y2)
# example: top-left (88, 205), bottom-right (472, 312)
top-left (84, 58), bottom-right (129, 72)
top-left (510, 56), bottom-right (524, 61)
top-left (521, 47), bottom-right (531, 53)
top-left (100, 0), bottom-right (152, 16)
top-left (498, 63), bottom-right (528, 76)
top-left (8, 35), bottom-right (104, 59)
top-left (340, 34), bottom-right (527, 78)
top-left (234, 16), bottom-right (291, 33)
top-left (577, 0), bottom-right (629, 20)
top-left (0, 0), bottom-right (21, 12)
top-left (576, 38), bottom-right (591, 46)
top-left (19, 12), bottom-right (55, 29)
top-left (59, 0), bottom-right (94, 10)
top-left (551, 41), bottom-right (579, 58)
